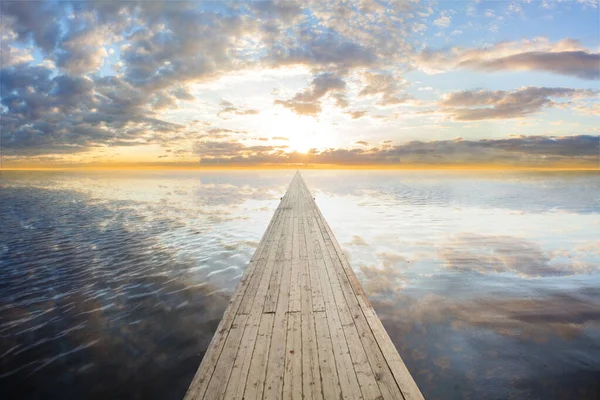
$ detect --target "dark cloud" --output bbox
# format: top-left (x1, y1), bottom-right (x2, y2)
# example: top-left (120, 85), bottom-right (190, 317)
top-left (1, 1), bottom-right (64, 53)
top-left (194, 140), bottom-right (288, 160)
top-left (355, 140), bottom-right (369, 146)
top-left (438, 87), bottom-right (598, 120)
top-left (249, 0), bottom-right (305, 23)
top-left (0, 65), bottom-right (184, 155)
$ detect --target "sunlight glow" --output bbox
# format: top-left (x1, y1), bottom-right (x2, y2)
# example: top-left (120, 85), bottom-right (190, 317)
top-left (259, 110), bottom-right (337, 154)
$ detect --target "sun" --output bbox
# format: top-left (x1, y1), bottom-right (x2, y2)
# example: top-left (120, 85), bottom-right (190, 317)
top-left (288, 134), bottom-right (315, 154)
top-left (264, 111), bottom-right (331, 154)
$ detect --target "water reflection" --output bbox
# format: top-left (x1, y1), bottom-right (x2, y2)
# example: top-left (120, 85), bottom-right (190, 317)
top-left (0, 171), bottom-right (290, 399)
top-left (304, 170), bottom-right (600, 400)
top-left (1, 170), bottom-right (599, 399)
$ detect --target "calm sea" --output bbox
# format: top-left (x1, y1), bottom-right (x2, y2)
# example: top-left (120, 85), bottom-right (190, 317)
top-left (1, 170), bottom-right (599, 399)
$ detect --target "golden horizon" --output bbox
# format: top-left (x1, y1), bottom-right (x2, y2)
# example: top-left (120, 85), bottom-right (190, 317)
top-left (1, 163), bottom-right (598, 172)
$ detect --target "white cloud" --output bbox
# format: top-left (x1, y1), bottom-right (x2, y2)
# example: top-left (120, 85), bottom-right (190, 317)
top-left (433, 13), bottom-right (451, 28)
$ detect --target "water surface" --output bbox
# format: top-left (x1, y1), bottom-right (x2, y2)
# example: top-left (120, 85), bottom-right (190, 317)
top-left (1, 170), bottom-right (599, 399)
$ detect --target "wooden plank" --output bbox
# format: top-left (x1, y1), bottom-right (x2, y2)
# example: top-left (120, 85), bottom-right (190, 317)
top-left (289, 217), bottom-right (301, 313)
top-left (222, 309), bottom-right (262, 399)
top-left (305, 216), bottom-right (325, 313)
top-left (262, 213), bottom-right (289, 314)
top-left (264, 200), bottom-right (295, 399)
top-left (298, 199), bottom-right (324, 400)
top-left (202, 313), bottom-right (248, 399)
top-left (238, 209), bottom-right (285, 315)
top-left (283, 311), bottom-right (302, 399)
top-left (313, 310), bottom-right (343, 399)
top-left (264, 311), bottom-right (288, 399)
top-left (300, 268), bottom-right (323, 400)
top-left (243, 312), bottom-right (275, 399)
top-left (185, 171), bottom-right (424, 400)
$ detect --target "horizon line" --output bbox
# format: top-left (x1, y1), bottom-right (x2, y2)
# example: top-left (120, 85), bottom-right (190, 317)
top-left (2, 165), bottom-right (599, 172)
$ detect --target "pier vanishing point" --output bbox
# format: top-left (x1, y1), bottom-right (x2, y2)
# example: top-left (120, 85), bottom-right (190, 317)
top-left (185, 172), bottom-right (424, 400)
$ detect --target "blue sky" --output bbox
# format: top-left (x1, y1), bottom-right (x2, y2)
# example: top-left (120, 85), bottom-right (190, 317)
top-left (0, 0), bottom-right (598, 167)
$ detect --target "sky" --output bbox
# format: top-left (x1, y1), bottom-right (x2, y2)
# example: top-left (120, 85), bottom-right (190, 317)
top-left (0, 0), bottom-right (599, 169)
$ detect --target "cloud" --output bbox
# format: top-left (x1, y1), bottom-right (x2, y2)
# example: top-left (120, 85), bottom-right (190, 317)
top-left (195, 135), bottom-right (598, 167)
top-left (438, 87), bottom-right (598, 120)
top-left (355, 141), bottom-right (369, 146)
top-left (249, 0), bottom-right (305, 23)
top-left (417, 38), bottom-right (600, 79)
top-left (359, 72), bottom-right (412, 106)
top-left (274, 72), bottom-right (346, 115)
top-left (217, 100), bottom-right (260, 118)
top-left (7, 1), bottom-right (413, 155)
top-left (1, 2), bottom-right (596, 162)
top-left (2, 2), bottom-right (124, 74)
top-left (0, 64), bottom-right (185, 155)
top-left (194, 140), bottom-right (288, 161)
top-left (460, 51), bottom-right (600, 80)
top-left (432, 13), bottom-right (451, 28)
top-left (0, 21), bottom-right (34, 67)
top-left (347, 110), bottom-right (368, 119)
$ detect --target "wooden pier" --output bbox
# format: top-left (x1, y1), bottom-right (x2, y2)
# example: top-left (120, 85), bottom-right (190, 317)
top-left (185, 172), bottom-right (424, 399)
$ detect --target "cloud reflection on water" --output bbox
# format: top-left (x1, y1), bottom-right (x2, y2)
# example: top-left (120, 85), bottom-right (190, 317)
top-left (441, 233), bottom-right (600, 277)
top-left (304, 170), bottom-right (600, 399)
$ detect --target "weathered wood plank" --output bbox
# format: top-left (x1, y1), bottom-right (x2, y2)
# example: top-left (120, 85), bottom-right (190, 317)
top-left (313, 310), bottom-right (343, 399)
top-left (263, 311), bottom-right (288, 399)
top-left (305, 216), bottom-right (326, 313)
top-left (283, 311), bottom-right (302, 399)
top-left (202, 313), bottom-right (248, 399)
top-left (289, 216), bottom-right (302, 313)
top-left (243, 312), bottom-right (275, 400)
